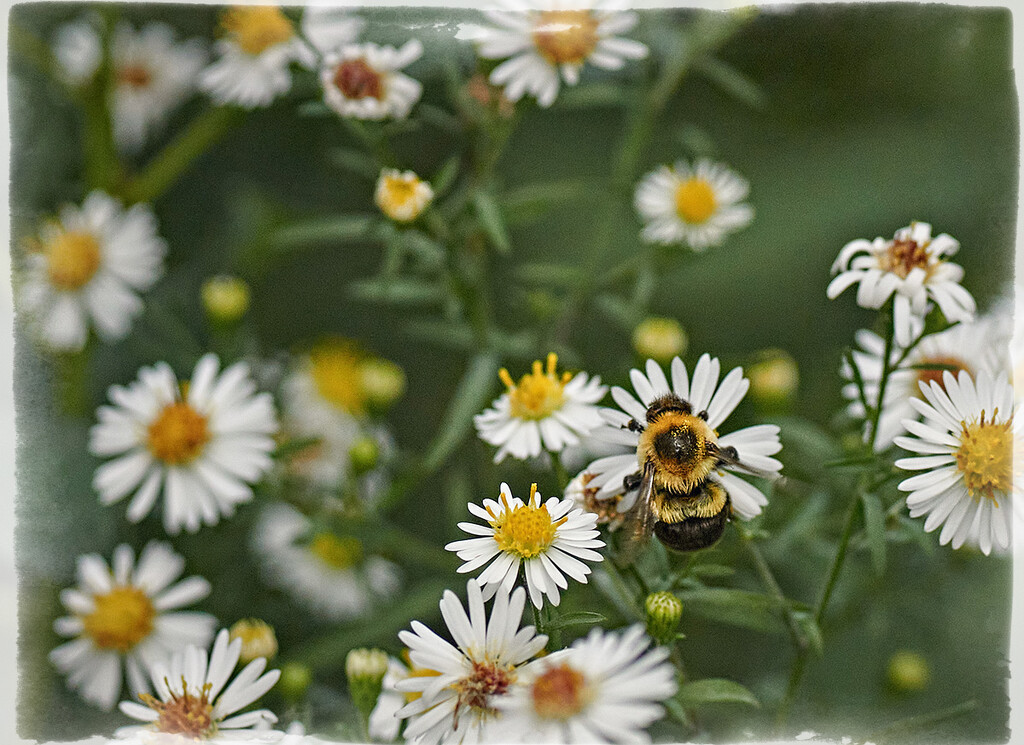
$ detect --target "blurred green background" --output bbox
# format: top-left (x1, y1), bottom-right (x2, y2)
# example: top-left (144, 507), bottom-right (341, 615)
top-left (10, 2), bottom-right (1016, 743)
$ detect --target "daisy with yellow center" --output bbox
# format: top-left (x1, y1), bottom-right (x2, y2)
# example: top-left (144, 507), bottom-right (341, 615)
top-left (896, 369), bottom-right (1021, 555)
top-left (50, 542), bottom-right (215, 711)
top-left (447, 482), bottom-right (604, 608)
top-left (634, 159), bottom-right (754, 251)
top-left (89, 354), bottom-right (278, 535)
top-left (375, 168), bottom-right (434, 223)
top-left (474, 353), bottom-right (607, 464)
top-left (320, 39), bottom-right (424, 120)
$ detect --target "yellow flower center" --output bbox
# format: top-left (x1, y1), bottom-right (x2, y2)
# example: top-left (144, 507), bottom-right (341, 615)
top-left (147, 402), bottom-right (210, 465)
top-left (220, 6), bottom-right (294, 56)
top-left (309, 340), bottom-right (369, 417)
top-left (309, 532), bottom-right (363, 570)
top-left (500, 353), bottom-right (571, 421)
top-left (879, 237), bottom-right (932, 279)
top-left (532, 10), bottom-right (600, 66)
top-left (81, 586), bottom-right (156, 652)
top-left (956, 411), bottom-right (1014, 503)
top-left (531, 663), bottom-right (590, 720)
top-left (45, 230), bottom-right (102, 290)
top-left (674, 178), bottom-right (717, 224)
top-left (489, 483), bottom-right (566, 559)
top-left (139, 682), bottom-right (215, 738)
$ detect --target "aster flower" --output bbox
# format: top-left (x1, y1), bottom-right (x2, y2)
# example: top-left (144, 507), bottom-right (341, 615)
top-left (446, 482), bottom-right (605, 608)
top-left (16, 191), bottom-right (166, 352)
top-left (895, 370), bottom-right (1021, 555)
top-left (474, 353), bottom-right (607, 464)
top-left (375, 168), bottom-right (434, 223)
top-left (465, 2), bottom-right (648, 108)
top-left (116, 628), bottom-right (281, 740)
top-left (583, 354), bottom-right (783, 516)
top-left (494, 625), bottom-right (677, 743)
top-left (52, 17), bottom-right (102, 85)
top-left (89, 353), bottom-right (278, 534)
top-left (319, 39), bottom-right (424, 120)
top-left (49, 542), bottom-right (216, 711)
top-left (827, 221), bottom-right (977, 347)
top-left (395, 580), bottom-right (548, 745)
top-left (634, 159), bottom-right (754, 250)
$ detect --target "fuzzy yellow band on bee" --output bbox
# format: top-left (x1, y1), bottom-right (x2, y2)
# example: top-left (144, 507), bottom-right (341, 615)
top-left (654, 483), bottom-right (728, 522)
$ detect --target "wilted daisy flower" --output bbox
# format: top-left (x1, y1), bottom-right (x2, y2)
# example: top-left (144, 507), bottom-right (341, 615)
top-left (116, 628), bottom-right (281, 740)
top-left (17, 191), bottom-right (166, 352)
top-left (447, 482), bottom-right (604, 608)
top-left (319, 39), bottom-right (424, 120)
top-left (474, 353), bottom-right (607, 464)
top-left (396, 580), bottom-right (548, 745)
top-left (634, 159), bottom-right (754, 250)
top-left (89, 353), bottom-right (278, 534)
top-left (827, 221), bottom-right (976, 347)
top-left (375, 168), bottom-right (434, 223)
top-left (466, 3), bottom-right (648, 108)
top-left (50, 542), bottom-right (216, 711)
top-left (495, 625), bottom-right (677, 743)
top-left (252, 503), bottom-right (401, 621)
top-left (895, 370), bottom-right (1021, 555)
top-left (583, 354), bottom-right (783, 516)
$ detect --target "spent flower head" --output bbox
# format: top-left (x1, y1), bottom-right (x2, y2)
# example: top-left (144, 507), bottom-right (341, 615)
top-left (229, 618), bottom-right (278, 663)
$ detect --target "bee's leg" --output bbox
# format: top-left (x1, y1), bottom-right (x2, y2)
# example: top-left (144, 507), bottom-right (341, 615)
top-left (722, 445), bottom-right (738, 460)
top-left (696, 409), bottom-right (709, 421)
top-left (624, 418), bottom-right (645, 433)
top-left (623, 472), bottom-right (643, 491)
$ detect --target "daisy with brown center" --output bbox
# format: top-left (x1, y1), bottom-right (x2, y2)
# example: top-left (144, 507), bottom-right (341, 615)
top-left (116, 628), bottom-right (281, 740)
top-left (375, 168), bottom-right (434, 223)
top-left (634, 159), bottom-right (754, 251)
top-left (319, 39), bottom-right (424, 120)
top-left (474, 353), bottom-right (607, 464)
top-left (395, 580), bottom-right (548, 745)
top-left (17, 191), bottom-right (166, 352)
top-left (895, 369), bottom-right (1021, 555)
top-left (827, 221), bottom-right (977, 347)
top-left (49, 542), bottom-right (215, 711)
top-left (447, 482), bottom-right (604, 608)
top-left (89, 353), bottom-right (278, 534)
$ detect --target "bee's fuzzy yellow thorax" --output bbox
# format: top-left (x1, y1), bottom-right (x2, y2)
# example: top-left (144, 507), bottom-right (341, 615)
top-left (638, 413), bottom-right (719, 493)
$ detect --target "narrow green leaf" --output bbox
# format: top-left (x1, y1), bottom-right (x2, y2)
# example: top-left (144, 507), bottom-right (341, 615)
top-left (861, 492), bottom-right (887, 575)
top-left (271, 214), bottom-right (376, 249)
top-left (689, 564), bottom-right (736, 580)
top-left (663, 696), bottom-right (693, 727)
top-left (544, 611), bottom-right (607, 630)
top-left (296, 100), bottom-right (334, 117)
top-left (401, 230), bottom-right (447, 270)
top-left (905, 362), bottom-right (963, 372)
top-left (418, 103), bottom-right (463, 133)
top-left (555, 82), bottom-right (628, 109)
top-left (793, 611), bottom-right (824, 656)
top-left (677, 587), bottom-right (787, 634)
top-left (677, 679), bottom-right (760, 708)
top-left (695, 57), bottom-right (766, 109)
top-left (594, 293), bottom-right (640, 331)
top-left (431, 154), bottom-right (462, 199)
top-left (329, 147), bottom-right (380, 180)
top-left (516, 263), bottom-right (587, 288)
top-left (472, 190), bottom-right (511, 253)
top-left (500, 180), bottom-right (591, 225)
top-left (824, 454), bottom-right (879, 469)
top-left (273, 437), bottom-right (322, 460)
top-left (347, 278), bottom-right (445, 307)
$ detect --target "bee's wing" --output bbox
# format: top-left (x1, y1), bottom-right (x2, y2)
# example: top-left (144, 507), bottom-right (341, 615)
top-left (619, 460), bottom-right (657, 565)
top-left (716, 448), bottom-right (783, 482)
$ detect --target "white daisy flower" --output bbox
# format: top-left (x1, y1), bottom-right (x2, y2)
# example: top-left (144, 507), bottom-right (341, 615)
top-left (116, 628), bottom-right (281, 740)
top-left (375, 168), bottom-right (434, 223)
top-left (49, 542), bottom-right (216, 712)
top-left (446, 482), bottom-right (605, 609)
top-left (252, 503), bottom-right (401, 622)
top-left (895, 370), bottom-right (1021, 555)
top-left (395, 580), bottom-right (548, 745)
top-left (474, 353), bottom-right (607, 464)
top-left (89, 353), bottom-right (278, 534)
top-left (827, 221), bottom-right (977, 347)
top-left (634, 159), bottom-right (754, 250)
top-left (582, 354), bottom-right (783, 516)
top-left (53, 17), bottom-right (102, 85)
top-left (494, 625), bottom-right (677, 743)
top-left (319, 39), bottom-right (423, 120)
top-left (843, 314), bottom-right (1011, 450)
top-left (465, 2), bottom-right (648, 108)
top-left (16, 191), bottom-right (166, 352)
top-left (368, 656), bottom-right (409, 742)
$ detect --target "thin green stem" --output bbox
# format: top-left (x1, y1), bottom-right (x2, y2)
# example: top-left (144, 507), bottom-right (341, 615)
top-left (739, 530), bottom-right (807, 653)
top-left (550, 451), bottom-right (570, 491)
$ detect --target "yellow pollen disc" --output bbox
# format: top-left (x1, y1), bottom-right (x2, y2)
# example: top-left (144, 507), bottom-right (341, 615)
top-left (309, 532), bottom-right (363, 570)
top-left (81, 586), bottom-right (156, 652)
top-left (501, 353), bottom-right (571, 421)
top-left (140, 682), bottom-right (215, 738)
top-left (147, 402), bottom-right (210, 465)
top-left (532, 10), bottom-right (600, 66)
top-left (531, 663), bottom-right (590, 720)
top-left (309, 341), bottom-right (369, 416)
top-left (956, 411), bottom-right (1013, 503)
top-left (46, 230), bottom-right (102, 291)
top-left (220, 6), bottom-right (294, 55)
top-left (674, 178), bottom-right (717, 224)
top-left (879, 238), bottom-right (932, 279)
top-left (490, 483), bottom-right (567, 559)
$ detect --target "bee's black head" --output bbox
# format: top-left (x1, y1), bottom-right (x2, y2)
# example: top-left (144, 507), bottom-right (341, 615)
top-left (645, 394), bottom-right (692, 423)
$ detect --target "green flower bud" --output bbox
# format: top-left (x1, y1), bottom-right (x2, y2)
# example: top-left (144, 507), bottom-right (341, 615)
top-left (201, 275), bottom-right (250, 323)
top-left (359, 358), bottom-right (406, 412)
top-left (278, 662), bottom-right (313, 703)
top-left (349, 436), bottom-right (380, 476)
top-left (748, 348), bottom-right (799, 413)
top-left (632, 317), bottom-right (687, 363)
top-left (644, 591), bottom-right (683, 645)
top-left (887, 650), bottom-right (930, 693)
top-left (346, 647), bottom-right (389, 719)
top-left (229, 618), bottom-right (278, 663)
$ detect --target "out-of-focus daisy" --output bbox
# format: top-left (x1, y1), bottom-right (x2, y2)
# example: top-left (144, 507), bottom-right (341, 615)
top-left (466, 4), bottom-right (648, 108)
top-left (583, 354), bottom-right (783, 516)
top-left (827, 221), bottom-right (976, 347)
top-left (319, 39), bottom-right (423, 120)
top-left (53, 17), bottom-right (102, 85)
top-left (634, 160), bottom-right (754, 250)
top-left (474, 353), bottom-right (607, 464)
top-left (50, 542), bottom-right (215, 711)
top-left (252, 503), bottom-right (401, 621)
top-left (395, 580), bottom-right (548, 745)
top-left (368, 656), bottom-right (409, 742)
top-left (896, 370), bottom-right (1021, 555)
top-left (447, 482), bottom-right (604, 608)
top-left (89, 353), bottom-right (278, 534)
top-left (375, 168), bottom-right (434, 223)
top-left (843, 314), bottom-right (1011, 450)
top-left (565, 469), bottom-right (626, 530)
top-left (116, 628), bottom-right (281, 740)
top-left (494, 625), bottom-right (677, 743)
top-left (17, 191), bottom-right (166, 352)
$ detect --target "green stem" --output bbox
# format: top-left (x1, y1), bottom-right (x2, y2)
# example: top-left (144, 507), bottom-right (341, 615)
top-left (867, 700), bottom-right (978, 742)
top-left (55, 346), bottom-right (92, 417)
top-left (739, 530), bottom-right (807, 653)
top-left (550, 451), bottom-right (570, 491)
top-left (82, 11), bottom-right (121, 192)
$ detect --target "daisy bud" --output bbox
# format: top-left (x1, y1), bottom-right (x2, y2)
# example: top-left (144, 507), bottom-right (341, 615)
top-left (278, 661), bottom-right (313, 703)
top-left (375, 169), bottom-right (433, 223)
top-left (887, 650), bottom-right (930, 693)
top-left (748, 348), bottom-right (799, 412)
top-left (632, 317), bottom-right (687, 363)
top-left (360, 358), bottom-right (406, 412)
top-left (229, 618), bottom-right (278, 663)
top-left (349, 436), bottom-right (380, 476)
top-left (202, 275), bottom-right (250, 323)
top-left (644, 591), bottom-right (683, 645)
top-left (346, 647), bottom-right (389, 719)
